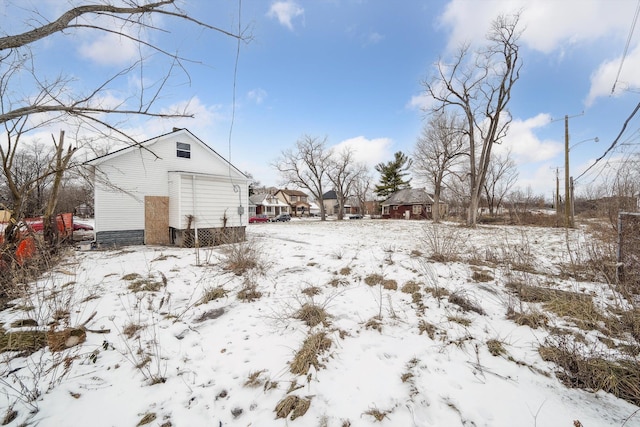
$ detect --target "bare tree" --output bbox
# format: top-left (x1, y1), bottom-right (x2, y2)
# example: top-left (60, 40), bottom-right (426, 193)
top-left (601, 157), bottom-right (640, 228)
top-left (413, 111), bottom-right (466, 222)
top-left (423, 13), bottom-right (522, 226)
top-left (328, 148), bottom-right (366, 220)
top-left (275, 135), bottom-right (332, 221)
top-left (352, 170), bottom-right (374, 216)
top-left (507, 186), bottom-right (544, 224)
top-left (0, 140), bottom-right (53, 217)
top-left (0, 1), bottom-right (246, 244)
top-left (482, 150), bottom-right (518, 216)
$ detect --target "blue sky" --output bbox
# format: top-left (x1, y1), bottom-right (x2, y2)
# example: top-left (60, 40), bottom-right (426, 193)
top-left (5, 0), bottom-right (640, 199)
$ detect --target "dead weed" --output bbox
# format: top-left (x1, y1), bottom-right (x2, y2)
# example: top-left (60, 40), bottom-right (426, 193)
top-left (290, 332), bottom-right (332, 375)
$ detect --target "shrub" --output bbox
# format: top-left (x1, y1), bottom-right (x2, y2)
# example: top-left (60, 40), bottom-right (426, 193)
top-left (294, 303), bottom-right (330, 328)
top-left (198, 286), bottom-right (227, 305)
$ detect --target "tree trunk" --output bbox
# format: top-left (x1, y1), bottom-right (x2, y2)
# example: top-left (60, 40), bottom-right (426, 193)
top-left (336, 196), bottom-right (345, 220)
top-left (42, 130), bottom-right (76, 247)
top-left (432, 191), bottom-right (441, 223)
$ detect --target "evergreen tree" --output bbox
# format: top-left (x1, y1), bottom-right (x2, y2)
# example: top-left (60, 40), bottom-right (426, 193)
top-left (374, 151), bottom-right (412, 199)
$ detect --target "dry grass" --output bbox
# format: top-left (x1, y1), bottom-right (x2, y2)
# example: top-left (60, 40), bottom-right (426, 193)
top-left (237, 282), bottom-right (262, 302)
top-left (363, 407), bottom-right (391, 422)
top-left (1, 407), bottom-right (18, 425)
top-left (364, 274), bottom-right (383, 286)
top-left (382, 279), bottom-right (397, 291)
top-left (339, 267), bottom-right (352, 275)
top-left (448, 291), bottom-right (485, 315)
top-left (506, 281), bottom-right (603, 329)
top-left (290, 332), bottom-right (332, 375)
top-left (301, 286), bottom-right (321, 296)
top-left (543, 294), bottom-right (604, 329)
top-left (365, 316), bottom-right (383, 332)
top-left (471, 270), bottom-right (494, 282)
top-left (418, 319), bottom-right (436, 339)
top-left (539, 340), bottom-right (640, 406)
top-left (447, 315), bottom-right (472, 327)
top-left (487, 339), bottom-right (506, 356)
top-left (605, 308), bottom-right (640, 342)
top-left (0, 330), bottom-right (47, 354)
top-left (327, 277), bottom-right (349, 287)
top-left (294, 303), bottom-right (330, 328)
top-left (121, 273), bottom-right (141, 281)
top-left (127, 275), bottom-right (165, 293)
top-left (425, 286), bottom-right (450, 299)
top-left (421, 223), bottom-right (461, 262)
top-left (244, 370), bottom-right (266, 387)
top-left (198, 286), bottom-right (228, 305)
top-left (506, 307), bottom-right (548, 329)
top-left (401, 281), bottom-right (421, 294)
top-left (136, 412), bottom-right (156, 426)
top-left (275, 395), bottom-right (311, 420)
top-left (506, 281), bottom-right (593, 304)
top-left (122, 322), bottom-right (144, 339)
top-left (221, 240), bottom-right (264, 276)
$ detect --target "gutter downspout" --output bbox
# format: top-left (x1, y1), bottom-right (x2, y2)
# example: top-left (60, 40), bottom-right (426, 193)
top-left (192, 175), bottom-right (198, 246)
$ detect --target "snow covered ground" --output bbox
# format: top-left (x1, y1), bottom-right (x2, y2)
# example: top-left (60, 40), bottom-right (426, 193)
top-left (1, 219), bottom-right (639, 426)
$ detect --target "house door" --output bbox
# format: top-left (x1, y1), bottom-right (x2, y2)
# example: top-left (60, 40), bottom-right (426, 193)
top-left (144, 196), bottom-right (170, 245)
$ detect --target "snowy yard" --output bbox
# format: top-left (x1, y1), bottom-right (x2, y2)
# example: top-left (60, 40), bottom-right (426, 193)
top-left (1, 219), bottom-right (639, 426)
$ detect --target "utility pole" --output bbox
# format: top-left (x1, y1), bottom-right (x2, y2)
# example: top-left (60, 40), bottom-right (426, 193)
top-left (555, 167), bottom-right (560, 215)
top-left (564, 115), bottom-right (572, 228)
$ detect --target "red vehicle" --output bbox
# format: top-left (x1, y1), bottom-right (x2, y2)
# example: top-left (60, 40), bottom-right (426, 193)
top-left (249, 214), bottom-right (269, 223)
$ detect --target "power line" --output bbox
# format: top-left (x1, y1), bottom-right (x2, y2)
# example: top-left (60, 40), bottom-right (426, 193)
top-left (575, 100), bottom-right (640, 182)
top-left (612, 0), bottom-right (640, 94)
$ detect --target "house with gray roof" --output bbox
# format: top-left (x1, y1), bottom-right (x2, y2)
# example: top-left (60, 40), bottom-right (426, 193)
top-left (381, 188), bottom-right (447, 220)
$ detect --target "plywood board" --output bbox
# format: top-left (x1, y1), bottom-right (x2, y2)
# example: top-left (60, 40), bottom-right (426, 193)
top-left (144, 196), bottom-right (170, 245)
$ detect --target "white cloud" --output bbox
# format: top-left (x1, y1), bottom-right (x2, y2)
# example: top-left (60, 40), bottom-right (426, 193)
top-left (438, 0), bottom-right (639, 106)
top-left (497, 113), bottom-right (562, 164)
top-left (247, 89), bottom-right (268, 105)
top-left (407, 92), bottom-right (435, 111)
top-left (331, 136), bottom-right (394, 169)
top-left (439, 0), bottom-right (632, 54)
top-left (139, 97), bottom-right (227, 138)
top-left (267, 1), bottom-right (304, 31)
top-left (78, 32), bottom-right (140, 66)
top-left (586, 44), bottom-right (640, 105)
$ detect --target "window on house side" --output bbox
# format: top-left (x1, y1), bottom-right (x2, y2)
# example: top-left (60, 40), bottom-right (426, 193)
top-left (177, 142), bottom-right (191, 158)
top-left (412, 205), bottom-right (422, 214)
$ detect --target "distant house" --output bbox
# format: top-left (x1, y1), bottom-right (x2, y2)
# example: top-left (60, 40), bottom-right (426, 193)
top-left (308, 201), bottom-right (321, 216)
top-left (381, 188), bottom-right (447, 220)
top-left (87, 128), bottom-right (249, 247)
top-left (249, 193), bottom-right (290, 218)
top-left (322, 190), bottom-right (361, 216)
top-left (364, 200), bottom-right (381, 217)
top-left (275, 189), bottom-right (310, 217)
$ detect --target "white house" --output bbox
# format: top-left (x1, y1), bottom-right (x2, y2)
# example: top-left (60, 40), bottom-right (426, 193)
top-left (249, 193), bottom-right (290, 218)
top-left (87, 128), bottom-right (249, 247)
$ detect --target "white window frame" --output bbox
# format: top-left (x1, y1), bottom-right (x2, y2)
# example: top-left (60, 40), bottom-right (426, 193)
top-left (177, 142), bottom-right (191, 159)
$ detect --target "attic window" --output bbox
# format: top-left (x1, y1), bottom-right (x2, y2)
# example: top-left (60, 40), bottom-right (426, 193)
top-left (177, 142), bottom-right (191, 159)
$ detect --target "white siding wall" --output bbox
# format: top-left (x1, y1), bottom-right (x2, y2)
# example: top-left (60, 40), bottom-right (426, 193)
top-left (94, 148), bottom-right (167, 233)
top-left (94, 130), bottom-right (248, 233)
top-left (175, 174), bottom-right (248, 229)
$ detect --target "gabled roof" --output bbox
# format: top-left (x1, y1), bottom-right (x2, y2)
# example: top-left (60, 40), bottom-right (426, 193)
top-left (381, 188), bottom-right (435, 206)
top-left (249, 193), bottom-right (289, 207)
top-left (86, 128), bottom-right (246, 179)
top-left (277, 189), bottom-right (308, 197)
top-left (322, 190), bottom-right (337, 200)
